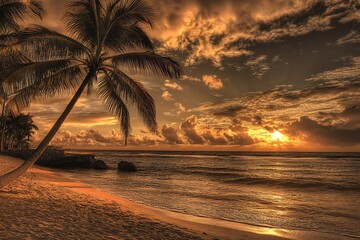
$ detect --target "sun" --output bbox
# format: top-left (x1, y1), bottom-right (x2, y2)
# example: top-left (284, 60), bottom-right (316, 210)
top-left (272, 131), bottom-right (283, 141)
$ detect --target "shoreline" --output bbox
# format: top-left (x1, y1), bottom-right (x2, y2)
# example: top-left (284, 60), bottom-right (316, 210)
top-left (0, 155), bottom-right (356, 240)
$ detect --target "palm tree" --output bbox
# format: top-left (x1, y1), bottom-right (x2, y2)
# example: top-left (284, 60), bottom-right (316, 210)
top-left (0, 0), bottom-right (182, 188)
top-left (3, 113), bottom-right (38, 149)
top-left (0, 0), bottom-right (45, 151)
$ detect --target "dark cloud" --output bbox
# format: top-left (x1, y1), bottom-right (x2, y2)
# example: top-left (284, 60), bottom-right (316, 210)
top-left (161, 125), bottom-right (184, 144)
top-left (253, 115), bottom-right (263, 126)
top-left (180, 115), bottom-right (205, 144)
top-left (224, 118), bottom-right (256, 145)
top-left (336, 30), bottom-right (360, 45)
top-left (243, 55), bottom-right (270, 78)
top-left (191, 80), bottom-right (360, 124)
top-left (77, 129), bottom-right (112, 143)
top-left (284, 116), bottom-right (360, 146)
top-left (201, 131), bottom-right (228, 145)
top-left (213, 106), bottom-right (247, 117)
top-left (150, 0), bottom-right (359, 67)
top-left (307, 57), bottom-right (360, 82)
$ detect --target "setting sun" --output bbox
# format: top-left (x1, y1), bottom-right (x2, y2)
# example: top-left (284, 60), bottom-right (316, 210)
top-left (272, 131), bottom-right (283, 141)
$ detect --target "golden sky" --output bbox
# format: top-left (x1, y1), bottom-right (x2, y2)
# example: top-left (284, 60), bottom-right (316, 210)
top-left (27, 0), bottom-right (360, 151)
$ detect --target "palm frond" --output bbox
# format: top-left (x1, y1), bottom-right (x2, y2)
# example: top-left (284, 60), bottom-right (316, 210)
top-left (2, 59), bottom-right (74, 85)
top-left (100, 0), bottom-right (154, 51)
top-left (14, 25), bottom-right (91, 60)
top-left (97, 74), bottom-right (131, 144)
top-left (106, 0), bottom-right (154, 27)
top-left (64, 0), bottom-right (104, 47)
top-left (110, 51), bottom-right (183, 78)
top-left (6, 65), bottom-right (83, 113)
top-left (0, 0), bottom-right (45, 32)
top-left (104, 25), bottom-right (154, 53)
top-left (101, 68), bottom-right (157, 133)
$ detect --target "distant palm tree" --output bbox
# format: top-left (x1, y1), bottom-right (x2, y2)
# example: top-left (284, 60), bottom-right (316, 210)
top-left (0, 0), bottom-right (45, 152)
top-left (4, 113), bottom-right (38, 149)
top-left (0, 0), bottom-right (182, 188)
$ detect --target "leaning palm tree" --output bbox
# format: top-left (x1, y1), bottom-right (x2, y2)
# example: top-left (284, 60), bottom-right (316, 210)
top-left (0, 0), bottom-right (182, 188)
top-left (0, 84), bottom-right (10, 151)
top-left (0, 0), bottom-right (45, 151)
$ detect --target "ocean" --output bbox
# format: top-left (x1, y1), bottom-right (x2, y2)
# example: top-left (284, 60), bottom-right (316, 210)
top-left (63, 151), bottom-right (360, 238)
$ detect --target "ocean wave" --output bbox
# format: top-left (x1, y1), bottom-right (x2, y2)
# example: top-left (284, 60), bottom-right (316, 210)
top-left (186, 166), bottom-right (244, 172)
top-left (223, 177), bottom-right (360, 191)
top-left (185, 170), bottom-right (242, 178)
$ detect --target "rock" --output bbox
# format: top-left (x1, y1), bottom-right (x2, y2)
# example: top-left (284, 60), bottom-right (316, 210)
top-left (118, 161), bottom-right (137, 172)
top-left (93, 160), bottom-right (109, 170)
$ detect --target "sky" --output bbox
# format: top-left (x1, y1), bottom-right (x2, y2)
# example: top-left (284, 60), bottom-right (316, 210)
top-left (27, 0), bottom-right (360, 151)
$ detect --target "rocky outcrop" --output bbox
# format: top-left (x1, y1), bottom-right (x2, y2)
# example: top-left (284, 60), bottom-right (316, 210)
top-left (60, 154), bottom-right (96, 168)
top-left (118, 161), bottom-right (137, 172)
top-left (4, 150), bottom-right (96, 169)
top-left (93, 160), bottom-right (109, 170)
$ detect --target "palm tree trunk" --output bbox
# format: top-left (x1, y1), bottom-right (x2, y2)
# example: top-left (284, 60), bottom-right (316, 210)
top-left (0, 101), bottom-right (6, 152)
top-left (0, 70), bottom-right (96, 189)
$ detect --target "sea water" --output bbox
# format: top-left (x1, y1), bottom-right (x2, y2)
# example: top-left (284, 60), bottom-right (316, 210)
top-left (63, 151), bottom-right (360, 238)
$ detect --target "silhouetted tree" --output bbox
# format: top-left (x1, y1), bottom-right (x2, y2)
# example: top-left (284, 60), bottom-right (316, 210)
top-left (3, 113), bottom-right (38, 149)
top-left (0, 0), bottom-right (45, 151)
top-left (0, 0), bottom-right (182, 188)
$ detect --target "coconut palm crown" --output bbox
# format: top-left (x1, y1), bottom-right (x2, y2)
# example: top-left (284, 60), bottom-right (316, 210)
top-left (0, 0), bottom-right (182, 188)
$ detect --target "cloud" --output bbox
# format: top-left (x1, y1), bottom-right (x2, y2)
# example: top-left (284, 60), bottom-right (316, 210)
top-left (51, 129), bottom-right (122, 147)
top-left (127, 135), bottom-right (157, 146)
top-left (224, 118), bottom-right (256, 145)
top-left (149, 0), bottom-right (359, 67)
top-left (317, 105), bottom-right (360, 129)
top-left (341, 105), bottom-right (360, 125)
top-left (202, 75), bottom-right (224, 90)
top-left (201, 131), bottom-right (228, 145)
top-left (213, 105), bottom-right (247, 117)
top-left (51, 129), bottom-right (159, 147)
top-left (164, 80), bottom-right (183, 90)
top-left (162, 90), bottom-right (174, 101)
top-left (336, 30), bottom-right (360, 45)
top-left (189, 80), bottom-right (360, 131)
top-left (161, 125), bottom-right (184, 144)
top-left (178, 115), bottom-right (256, 146)
top-left (77, 129), bottom-right (113, 143)
top-left (174, 102), bottom-right (186, 113)
top-left (244, 55), bottom-right (270, 78)
top-left (180, 115), bottom-right (205, 144)
top-left (284, 116), bottom-right (360, 146)
top-left (163, 102), bottom-right (187, 116)
top-left (307, 56), bottom-right (360, 82)
top-left (181, 75), bottom-right (201, 81)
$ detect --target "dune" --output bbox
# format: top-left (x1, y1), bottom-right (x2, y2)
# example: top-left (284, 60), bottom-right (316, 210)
top-left (0, 155), bottom-right (347, 240)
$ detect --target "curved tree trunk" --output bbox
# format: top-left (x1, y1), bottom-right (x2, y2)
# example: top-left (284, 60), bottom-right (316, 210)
top-left (0, 70), bottom-right (96, 189)
top-left (0, 101), bottom-right (6, 152)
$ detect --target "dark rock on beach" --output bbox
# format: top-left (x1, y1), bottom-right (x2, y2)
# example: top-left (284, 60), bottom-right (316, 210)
top-left (93, 160), bottom-right (109, 170)
top-left (118, 161), bottom-right (137, 172)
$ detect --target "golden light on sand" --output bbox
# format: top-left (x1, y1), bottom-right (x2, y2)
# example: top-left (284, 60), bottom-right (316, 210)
top-left (272, 131), bottom-right (283, 141)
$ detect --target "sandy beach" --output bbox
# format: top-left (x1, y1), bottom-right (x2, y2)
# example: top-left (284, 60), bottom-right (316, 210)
top-left (0, 155), bottom-right (354, 240)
